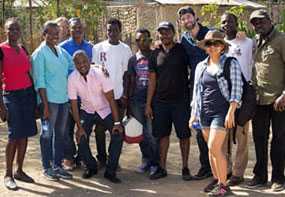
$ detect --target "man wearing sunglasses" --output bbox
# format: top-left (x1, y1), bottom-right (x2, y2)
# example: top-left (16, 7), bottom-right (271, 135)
top-left (124, 28), bottom-right (159, 177)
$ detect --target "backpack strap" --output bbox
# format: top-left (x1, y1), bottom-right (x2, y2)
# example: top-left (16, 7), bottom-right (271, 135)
top-left (222, 56), bottom-right (236, 93)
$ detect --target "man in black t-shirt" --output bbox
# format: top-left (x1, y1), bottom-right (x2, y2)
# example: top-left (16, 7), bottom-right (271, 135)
top-left (147, 21), bottom-right (192, 181)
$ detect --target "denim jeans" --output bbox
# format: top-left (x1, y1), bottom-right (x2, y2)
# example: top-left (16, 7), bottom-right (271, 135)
top-left (130, 99), bottom-right (159, 167)
top-left (80, 110), bottom-right (123, 176)
top-left (40, 102), bottom-right (69, 170)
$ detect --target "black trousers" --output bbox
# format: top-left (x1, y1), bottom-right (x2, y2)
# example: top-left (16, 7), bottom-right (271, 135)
top-left (252, 104), bottom-right (285, 183)
top-left (78, 136), bottom-right (97, 171)
top-left (95, 100), bottom-right (125, 164)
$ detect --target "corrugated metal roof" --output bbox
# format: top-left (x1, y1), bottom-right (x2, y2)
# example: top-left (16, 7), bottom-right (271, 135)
top-left (13, 0), bottom-right (47, 8)
top-left (154, 0), bottom-right (266, 8)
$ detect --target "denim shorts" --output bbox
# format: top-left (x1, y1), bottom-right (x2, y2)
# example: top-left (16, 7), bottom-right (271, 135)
top-left (200, 114), bottom-right (226, 130)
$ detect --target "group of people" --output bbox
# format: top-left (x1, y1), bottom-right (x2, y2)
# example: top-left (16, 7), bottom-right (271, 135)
top-left (1, 5), bottom-right (285, 197)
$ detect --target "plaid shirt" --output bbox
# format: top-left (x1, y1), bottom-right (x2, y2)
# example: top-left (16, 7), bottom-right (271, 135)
top-left (191, 54), bottom-right (243, 119)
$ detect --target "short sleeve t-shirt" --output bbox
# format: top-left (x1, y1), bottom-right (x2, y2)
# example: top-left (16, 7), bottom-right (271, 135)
top-left (92, 40), bottom-right (132, 99)
top-left (150, 43), bottom-right (190, 103)
top-left (128, 51), bottom-right (155, 102)
top-left (226, 37), bottom-right (254, 81)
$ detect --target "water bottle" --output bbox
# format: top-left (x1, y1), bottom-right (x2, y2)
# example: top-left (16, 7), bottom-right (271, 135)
top-left (41, 119), bottom-right (50, 138)
top-left (191, 121), bottom-right (201, 131)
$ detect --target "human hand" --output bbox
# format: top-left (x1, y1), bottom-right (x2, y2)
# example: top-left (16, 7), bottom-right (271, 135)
top-left (189, 116), bottom-right (197, 129)
top-left (145, 105), bottom-right (153, 119)
top-left (225, 111), bottom-right (235, 129)
top-left (274, 94), bottom-right (285, 112)
top-left (112, 124), bottom-right (123, 134)
top-left (43, 104), bottom-right (50, 119)
top-left (0, 107), bottom-right (7, 122)
top-left (75, 126), bottom-right (87, 143)
top-left (236, 31), bottom-right (246, 40)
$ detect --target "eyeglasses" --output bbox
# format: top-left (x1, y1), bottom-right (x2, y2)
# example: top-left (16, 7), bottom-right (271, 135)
top-left (205, 40), bottom-right (224, 47)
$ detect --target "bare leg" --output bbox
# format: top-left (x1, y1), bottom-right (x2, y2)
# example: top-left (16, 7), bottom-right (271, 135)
top-left (15, 138), bottom-right (28, 173)
top-left (159, 136), bottom-right (170, 169)
top-left (180, 138), bottom-right (190, 168)
top-left (203, 129), bottom-right (218, 179)
top-left (208, 128), bottom-right (227, 185)
top-left (5, 139), bottom-right (17, 177)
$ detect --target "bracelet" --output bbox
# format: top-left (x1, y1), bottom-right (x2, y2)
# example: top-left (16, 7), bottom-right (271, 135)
top-left (114, 121), bottom-right (121, 126)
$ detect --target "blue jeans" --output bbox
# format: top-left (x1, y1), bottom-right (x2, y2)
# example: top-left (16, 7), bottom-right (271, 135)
top-left (40, 102), bottom-right (69, 170)
top-left (80, 110), bottom-right (123, 176)
top-left (130, 100), bottom-right (159, 167)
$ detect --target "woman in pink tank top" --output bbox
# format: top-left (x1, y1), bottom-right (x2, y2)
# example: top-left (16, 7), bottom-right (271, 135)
top-left (0, 18), bottom-right (37, 190)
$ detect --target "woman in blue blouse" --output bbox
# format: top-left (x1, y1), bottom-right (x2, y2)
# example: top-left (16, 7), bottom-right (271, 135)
top-left (190, 30), bottom-right (243, 196)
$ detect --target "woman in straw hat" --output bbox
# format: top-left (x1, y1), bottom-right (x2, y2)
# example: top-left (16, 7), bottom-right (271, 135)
top-left (189, 30), bottom-right (243, 196)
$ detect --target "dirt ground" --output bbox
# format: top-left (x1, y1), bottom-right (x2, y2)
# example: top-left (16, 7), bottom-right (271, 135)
top-left (0, 121), bottom-right (284, 197)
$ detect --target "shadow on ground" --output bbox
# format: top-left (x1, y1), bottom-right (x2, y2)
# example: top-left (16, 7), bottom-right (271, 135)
top-left (0, 122), bottom-right (284, 196)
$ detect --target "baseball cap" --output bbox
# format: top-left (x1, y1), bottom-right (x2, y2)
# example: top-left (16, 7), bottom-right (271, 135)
top-left (250, 9), bottom-right (271, 23)
top-left (177, 6), bottom-right (195, 18)
top-left (156, 21), bottom-right (175, 32)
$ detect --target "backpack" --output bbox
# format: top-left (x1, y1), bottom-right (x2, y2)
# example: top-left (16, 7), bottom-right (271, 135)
top-left (223, 57), bottom-right (257, 127)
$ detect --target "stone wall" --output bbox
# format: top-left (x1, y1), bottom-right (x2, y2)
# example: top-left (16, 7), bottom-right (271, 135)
top-left (97, 2), bottom-right (285, 50)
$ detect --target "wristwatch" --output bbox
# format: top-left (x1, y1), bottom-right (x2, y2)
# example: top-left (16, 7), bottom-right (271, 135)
top-left (114, 121), bottom-right (121, 126)
top-left (282, 91), bottom-right (285, 96)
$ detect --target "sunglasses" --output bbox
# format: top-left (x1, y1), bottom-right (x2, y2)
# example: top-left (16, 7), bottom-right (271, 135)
top-left (205, 40), bottom-right (224, 47)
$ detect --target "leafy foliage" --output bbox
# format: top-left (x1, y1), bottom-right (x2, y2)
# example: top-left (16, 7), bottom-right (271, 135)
top-left (0, 0), bottom-right (105, 50)
top-left (276, 9), bottom-right (285, 32)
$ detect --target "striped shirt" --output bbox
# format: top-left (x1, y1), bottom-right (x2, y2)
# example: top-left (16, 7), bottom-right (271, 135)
top-left (191, 54), bottom-right (243, 119)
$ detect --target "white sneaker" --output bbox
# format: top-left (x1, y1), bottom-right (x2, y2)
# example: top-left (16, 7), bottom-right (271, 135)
top-left (4, 176), bottom-right (17, 190)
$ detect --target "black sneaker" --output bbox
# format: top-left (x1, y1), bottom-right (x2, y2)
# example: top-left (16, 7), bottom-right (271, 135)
top-left (194, 168), bottom-right (212, 180)
top-left (14, 171), bottom-right (35, 183)
top-left (82, 168), bottom-right (97, 179)
top-left (227, 176), bottom-right (244, 186)
top-left (204, 179), bottom-right (218, 193)
top-left (149, 167), bottom-right (167, 180)
top-left (104, 172), bottom-right (122, 183)
top-left (271, 181), bottom-right (284, 192)
top-left (182, 167), bottom-right (193, 181)
top-left (208, 183), bottom-right (231, 196)
top-left (247, 176), bottom-right (267, 189)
